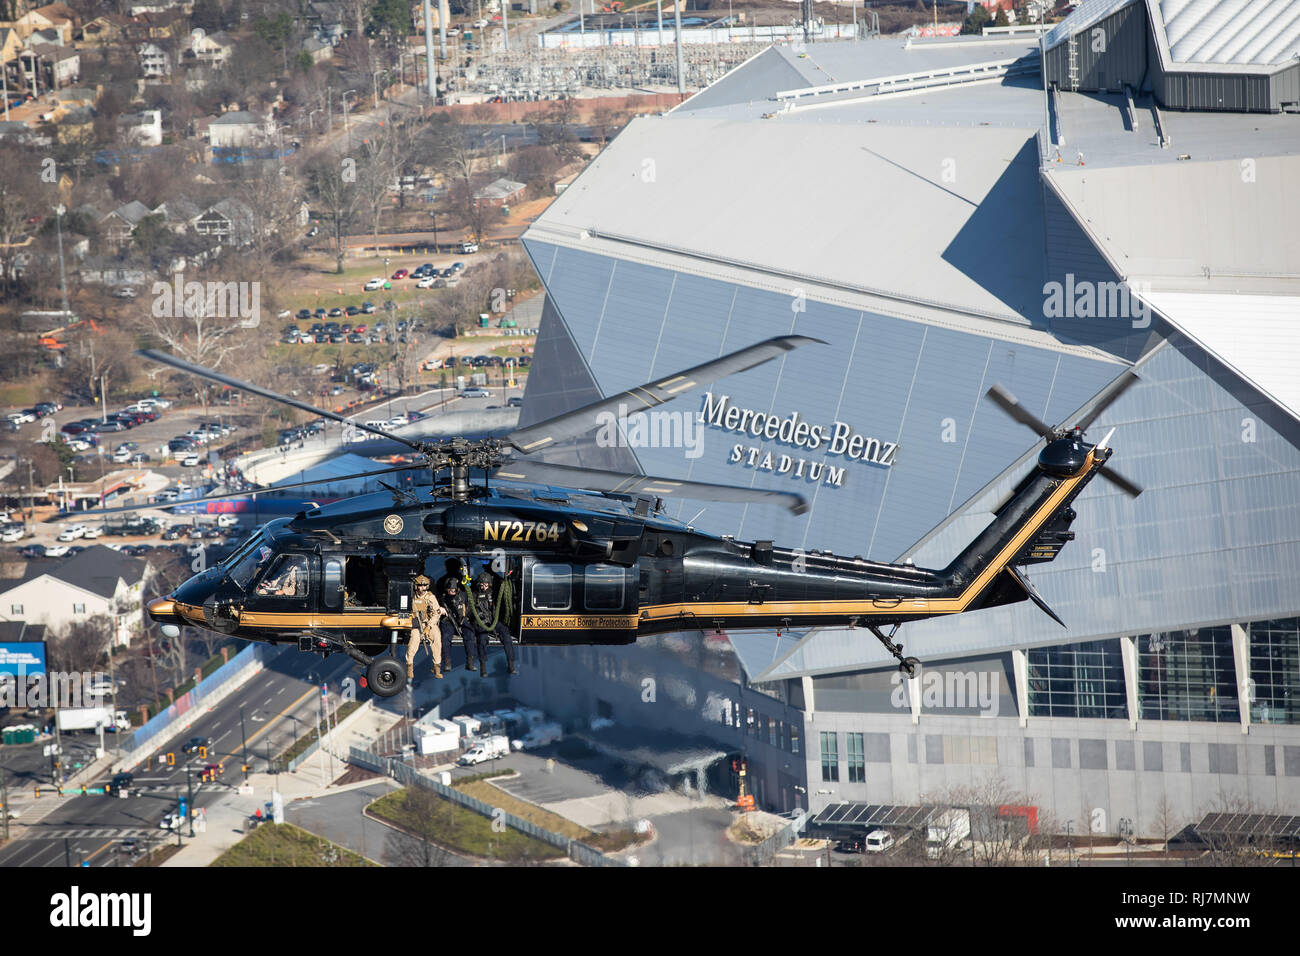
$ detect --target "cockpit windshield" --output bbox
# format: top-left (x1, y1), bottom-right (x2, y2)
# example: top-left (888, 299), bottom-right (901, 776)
top-left (226, 533), bottom-right (274, 590)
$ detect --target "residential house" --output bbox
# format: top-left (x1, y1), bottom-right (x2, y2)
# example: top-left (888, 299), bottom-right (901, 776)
top-left (22, 42), bottom-right (78, 90)
top-left (119, 108), bottom-right (162, 146)
top-left (99, 200), bottom-right (154, 247)
top-left (152, 195), bottom-right (201, 232)
top-left (0, 546), bottom-right (151, 648)
top-left (308, 1), bottom-right (346, 45)
top-left (189, 29), bottom-right (234, 67)
top-left (53, 104), bottom-right (92, 144)
top-left (135, 9), bottom-right (186, 40)
top-left (473, 177), bottom-right (527, 207)
top-left (300, 35), bottom-right (332, 64)
top-left (77, 256), bottom-right (149, 286)
top-left (137, 41), bottom-right (170, 78)
top-left (207, 110), bottom-right (271, 148)
top-left (11, 3), bottom-right (76, 43)
top-left (0, 27), bottom-right (23, 70)
top-left (194, 197), bottom-right (256, 246)
top-left (82, 12), bottom-right (132, 45)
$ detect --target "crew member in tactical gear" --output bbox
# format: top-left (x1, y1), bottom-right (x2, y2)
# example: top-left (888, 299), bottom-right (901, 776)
top-left (406, 574), bottom-right (446, 679)
top-left (437, 573), bottom-right (477, 671)
top-left (470, 568), bottom-right (517, 677)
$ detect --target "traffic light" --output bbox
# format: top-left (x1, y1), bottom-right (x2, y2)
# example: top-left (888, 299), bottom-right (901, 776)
top-left (199, 746), bottom-right (207, 759)
top-left (166, 752), bottom-right (174, 766)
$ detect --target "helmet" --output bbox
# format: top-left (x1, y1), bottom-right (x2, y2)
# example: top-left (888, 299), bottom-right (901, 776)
top-left (414, 575), bottom-right (431, 588)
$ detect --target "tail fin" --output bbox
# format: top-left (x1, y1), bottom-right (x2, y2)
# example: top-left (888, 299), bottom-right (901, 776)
top-left (940, 434), bottom-right (1110, 618)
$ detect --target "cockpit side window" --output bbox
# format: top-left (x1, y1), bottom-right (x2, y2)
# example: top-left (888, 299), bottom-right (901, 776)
top-left (256, 555), bottom-right (308, 598)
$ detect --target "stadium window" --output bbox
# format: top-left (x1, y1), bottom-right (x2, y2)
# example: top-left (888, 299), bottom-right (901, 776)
top-left (847, 732), bottom-right (865, 783)
top-left (72, 603), bottom-right (85, 615)
top-left (791, 724), bottom-right (800, 754)
top-left (769, 719), bottom-right (780, 748)
top-left (819, 731), bottom-right (839, 782)
top-left (10, 604), bottom-right (21, 615)
top-left (1137, 627), bottom-right (1239, 723)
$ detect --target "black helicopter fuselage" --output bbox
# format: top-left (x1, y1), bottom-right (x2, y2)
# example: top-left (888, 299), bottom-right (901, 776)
top-left (148, 436), bottom-right (1111, 655)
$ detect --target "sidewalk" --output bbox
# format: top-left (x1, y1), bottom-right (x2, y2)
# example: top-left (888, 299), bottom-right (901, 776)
top-left (160, 702), bottom-right (402, 866)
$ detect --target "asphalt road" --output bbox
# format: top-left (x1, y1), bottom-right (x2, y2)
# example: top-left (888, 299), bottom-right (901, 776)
top-left (0, 644), bottom-right (355, 868)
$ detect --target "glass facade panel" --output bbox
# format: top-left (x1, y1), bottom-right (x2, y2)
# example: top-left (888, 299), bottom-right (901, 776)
top-left (1247, 618), bottom-right (1300, 725)
top-left (820, 731), bottom-right (838, 782)
top-left (1027, 639), bottom-right (1126, 719)
top-left (846, 732), bottom-right (865, 783)
top-left (1138, 627), bottom-right (1238, 722)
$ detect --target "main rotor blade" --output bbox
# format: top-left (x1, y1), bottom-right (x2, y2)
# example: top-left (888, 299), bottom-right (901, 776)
top-left (493, 459), bottom-right (809, 514)
top-left (136, 349), bottom-right (426, 452)
top-left (1074, 368), bottom-right (1139, 433)
top-left (76, 463), bottom-right (425, 518)
top-left (985, 384), bottom-right (1054, 438)
top-left (503, 335), bottom-right (824, 455)
top-left (1099, 465), bottom-right (1143, 498)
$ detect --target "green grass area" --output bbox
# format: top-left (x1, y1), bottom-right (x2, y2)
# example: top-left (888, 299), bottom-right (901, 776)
top-left (0, 383), bottom-right (40, 407)
top-left (454, 778), bottom-right (594, 842)
top-left (274, 700), bottom-right (363, 766)
top-left (210, 822), bottom-right (376, 867)
top-left (367, 787), bottom-right (565, 863)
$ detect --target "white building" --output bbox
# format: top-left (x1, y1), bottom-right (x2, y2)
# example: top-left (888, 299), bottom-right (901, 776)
top-left (208, 110), bottom-right (272, 149)
top-left (0, 546), bottom-right (151, 647)
top-left (138, 42), bottom-right (171, 78)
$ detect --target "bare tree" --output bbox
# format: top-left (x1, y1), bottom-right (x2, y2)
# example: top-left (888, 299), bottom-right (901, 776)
top-left (0, 144), bottom-right (48, 291)
top-left (304, 152), bottom-right (363, 274)
top-left (384, 786), bottom-right (453, 866)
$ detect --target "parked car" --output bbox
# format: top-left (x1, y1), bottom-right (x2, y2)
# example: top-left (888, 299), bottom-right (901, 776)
top-left (460, 387), bottom-right (491, 398)
top-left (57, 524), bottom-right (87, 542)
top-left (391, 268), bottom-right (409, 280)
top-left (44, 544), bottom-right (70, 558)
top-left (360, 302), bottom-right (376, 314)
top-left (864, 829), bottom-right (895, 853)
top-left (364, 278), bottom-right (385, 291)
top-left (181, 453), bottom-right (201, 467)
top-left (416, 275), bottom-right (435, 288)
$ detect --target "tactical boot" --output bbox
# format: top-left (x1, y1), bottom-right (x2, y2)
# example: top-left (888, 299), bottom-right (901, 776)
top-left (466, 657), bottom-right (477, 671)
top-left (479, 661), bottom-right (487, 678)
top-left (433, 663), bottom-right (443, 679)
top-left (508, 663), bottom-right (518, 675)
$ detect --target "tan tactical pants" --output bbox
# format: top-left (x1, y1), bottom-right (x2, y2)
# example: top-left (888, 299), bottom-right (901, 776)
top-left (405, 626), bottom-right (441, 677)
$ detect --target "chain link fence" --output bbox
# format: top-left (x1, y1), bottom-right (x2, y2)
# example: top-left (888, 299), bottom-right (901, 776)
top-left (348, 745), bottom-right (625, 866)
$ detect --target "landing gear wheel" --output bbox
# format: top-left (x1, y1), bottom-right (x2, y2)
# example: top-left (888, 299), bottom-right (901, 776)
top-left (366, 657), bottom-right (406, 698)
top-left (899, 657), bottom-right (921, 678)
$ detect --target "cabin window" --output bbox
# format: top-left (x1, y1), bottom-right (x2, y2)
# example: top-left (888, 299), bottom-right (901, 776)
top-left (531, 562), bottom-right (571, 611)
top-left (322, 559), bottom-right (343, 610)
top-left (584, 564), bottom-right (624, 611)
top-left (257, 555), bottom-right (308, 599)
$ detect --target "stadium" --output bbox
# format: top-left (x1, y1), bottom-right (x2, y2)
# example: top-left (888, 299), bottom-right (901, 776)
top-left (507, 0), bottom-right (1300, 839)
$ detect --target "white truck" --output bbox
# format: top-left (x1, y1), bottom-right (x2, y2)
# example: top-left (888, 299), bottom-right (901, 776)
top-left (457, 735), bottom-right (510, 765)
top-left (57, 706), bottom-right (130, 733)
top-left (925, 809), bottom-right (971, 859)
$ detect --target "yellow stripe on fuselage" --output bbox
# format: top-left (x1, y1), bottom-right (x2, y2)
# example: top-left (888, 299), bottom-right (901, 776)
top-left (638, 454), bottom-right (1093, 623)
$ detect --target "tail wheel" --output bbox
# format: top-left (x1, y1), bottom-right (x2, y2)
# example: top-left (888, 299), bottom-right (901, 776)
top-left (366, 658), bottom-right (406, 698)
top-left (899, 657), bottom-right (921, 678)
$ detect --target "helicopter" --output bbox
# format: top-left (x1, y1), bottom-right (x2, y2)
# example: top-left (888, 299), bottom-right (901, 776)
top-left (112, 338), bottom-right (1141, 699)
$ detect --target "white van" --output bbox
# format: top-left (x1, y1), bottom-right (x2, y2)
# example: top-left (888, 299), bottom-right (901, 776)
top-left (864, 829), bottom-right (894, 853)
